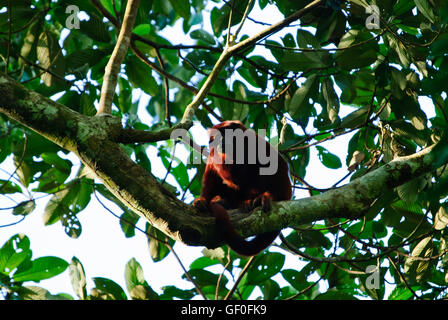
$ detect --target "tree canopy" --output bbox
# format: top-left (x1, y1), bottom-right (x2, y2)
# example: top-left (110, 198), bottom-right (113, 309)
top-left (0, 0), bottom-right (448, 300)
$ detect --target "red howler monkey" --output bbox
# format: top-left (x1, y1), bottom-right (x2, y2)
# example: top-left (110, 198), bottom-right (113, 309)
top-left (193, 120), bottom-right (292, 256)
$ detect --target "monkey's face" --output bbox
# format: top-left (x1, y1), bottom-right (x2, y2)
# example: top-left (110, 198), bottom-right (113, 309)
top-left (208, 121), bottom-right (246, 157)
top-left (208, 121), bottom-right (253, 165)
top-left (207, 121), bottom-right (280, 176)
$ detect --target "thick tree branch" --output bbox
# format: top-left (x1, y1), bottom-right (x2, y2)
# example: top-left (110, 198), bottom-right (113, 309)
top-left (0, 72), bottom-right (445, 251)
top-left (116, 122), bottom-right (193, 144)
top-left (96, 0), bottom-right (140, 115)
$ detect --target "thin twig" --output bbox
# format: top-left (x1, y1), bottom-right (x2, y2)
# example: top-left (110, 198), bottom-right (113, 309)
top-left (285, 263), bottom-right (329, 300)
top-left (6, 0), bottom-right (12, 73)
top-left (161, 141), bottom-right (178, 185)
top-left (0, 216), bottom-right (26, 228)
top-left (387, 256), bottom-right (421, 300)
top-left (233, 0), bottom-right (254, 41)
top-left (215, 248), bottom-right (232, 300)
top-left (224, 256), bottom-right (256, 300)
top-left (155, 48), bottom-right (171, 126)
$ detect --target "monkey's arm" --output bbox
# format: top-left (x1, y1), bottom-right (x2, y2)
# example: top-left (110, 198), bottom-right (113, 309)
top-left (199, 165), bottom-right (224, 201)
top-left (193, 164), bottom-right (226, 212)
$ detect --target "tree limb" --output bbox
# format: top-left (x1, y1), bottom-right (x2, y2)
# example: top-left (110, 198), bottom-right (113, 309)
top-left (96, 0), bottom-right (140, 115)
top-left (116, 122), bottom-right (193, 144)
top-left (0, 71), bottom-right (445, 251)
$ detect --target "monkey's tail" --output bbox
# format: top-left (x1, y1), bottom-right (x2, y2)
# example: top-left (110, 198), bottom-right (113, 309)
top-left (209, 202), bottom-right (279, 256)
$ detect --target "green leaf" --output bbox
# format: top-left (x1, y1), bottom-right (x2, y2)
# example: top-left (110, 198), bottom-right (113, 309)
top-left (79, 13), bottom-right (111, 43)
top-left (434, 205), bottom-right (448, 230)
top-left (335, 29), bottom-right (379, 70)
top-left (21, 285), bottom-right (73, 300)
top-left (161, 286), bottom-right (195, 300)
top-left (171, 161), bottom-right (190, 190)
top-left (66, 48), bottom-right (108, 71)
top-left (124, 258), bottom-right (159, 300)
top-left (41, 153), bottom-right (72, 175)
top-left (280, 50), bottom-right (328, 72)
top-left (92, 277), bottom-right (127, 300)
top-left (232, 81), bottom-right (249, 121)
top-left (190, 29), bottom-right (215, 45)
top-left (73, 178), bottom-right (92, 212)
top-left (133, 24), bottom-right (151, 36)
top-left (288, 75), bottom-right (318, 125)
top-left (69, 257), bottom-right (87, 300)
top-left (0, 234), bottom-right (32, 275)
top-left (42, 180), bottom-right (85, 238)
top-left (183, 269), bottom-right (223, 287)
top-left (259, 0), bottom-right (268, 9)
top-left (13, 256), bottom-right (68, 282)
top-left (396, 177), bottom-right (425, 203)
top-left (279, 122), bottom-right (299, 149)
top-left (120, 210), bottom-right (140, 238)
top-left (315, 289), bottom-right (358, 300)
top-left (189, 256), bottom-right (220, 270)
top-left (316, 146), bottom-right (342, 169)
top-left (80, 90), bottom-right (97, 116)
top-left (261, 279), bottom-right (280, 299)
top-left (36, 29), bottom-right (65, 86)
top-left (404, 236), bottom-right (433, 282)
top-left (238, 61), bottom-right (268, 91)
top-left (126, 56), bottom-right (159, 96)
top-left (12, 200), bottom-right (35, 216)
top-left (414, 0), bottom-right (436, 23)
top-left (210, 0), bottom-right (254, 35)
top-left (283, 229), bottom-right (332, 249)
top-left (43, 189), bottom-right (71, 225)
top-left (431, 33), bottom-right (448, 56)
top-left (246, 252), bottom-right (285, 285)
top-left (281, 269), bottom-right (309, 291)
top-left (19, 17), bottom-right (41, 66)
top-left (393, 0), bottom-right (415, 15)
top-left (388, 285), bottom-right (414, 300)
top-left (386, 33), bottom-right (411, 67)
top-left (146, 224), bottom-right (173, 262)
top-left (185, 50), bottom-right (219, 71)
top-left (335, 70), bottom-right (375, 107)
top-left (340, 108), bottom-right (368, 129)
top-left (321, 77), bottom-right (340, 123)
top-left (99, 0), bottom-right (118, 17)
top-left (168, 0), bottom-right (190, 19)
top-left (0, 179), bottom-right (22, 194)
top-left (129, 284), bottom-right (159, 300)
top-left (125, 258), bottom-right (146, 292)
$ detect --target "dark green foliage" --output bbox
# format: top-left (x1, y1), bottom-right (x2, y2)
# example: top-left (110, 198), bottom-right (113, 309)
top-left (0, 0), bottom-right (447, 301)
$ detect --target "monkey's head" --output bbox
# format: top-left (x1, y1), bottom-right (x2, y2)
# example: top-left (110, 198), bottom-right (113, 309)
top-left (208, 120), bottom-right (246, 144)
top-left (207, 121), bottom-right (251, 164)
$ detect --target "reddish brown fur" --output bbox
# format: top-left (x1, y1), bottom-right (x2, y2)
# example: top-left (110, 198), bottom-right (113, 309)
top-left (193, 121), bottom-right (292, 256)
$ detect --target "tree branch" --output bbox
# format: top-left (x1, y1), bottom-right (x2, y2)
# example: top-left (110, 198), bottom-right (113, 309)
top-left (0, 71), bottom-right (445, 251)
top-left (96, 0), bottom-right (140, 115)
top-left (116, 121), bottom-right (193, 144)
